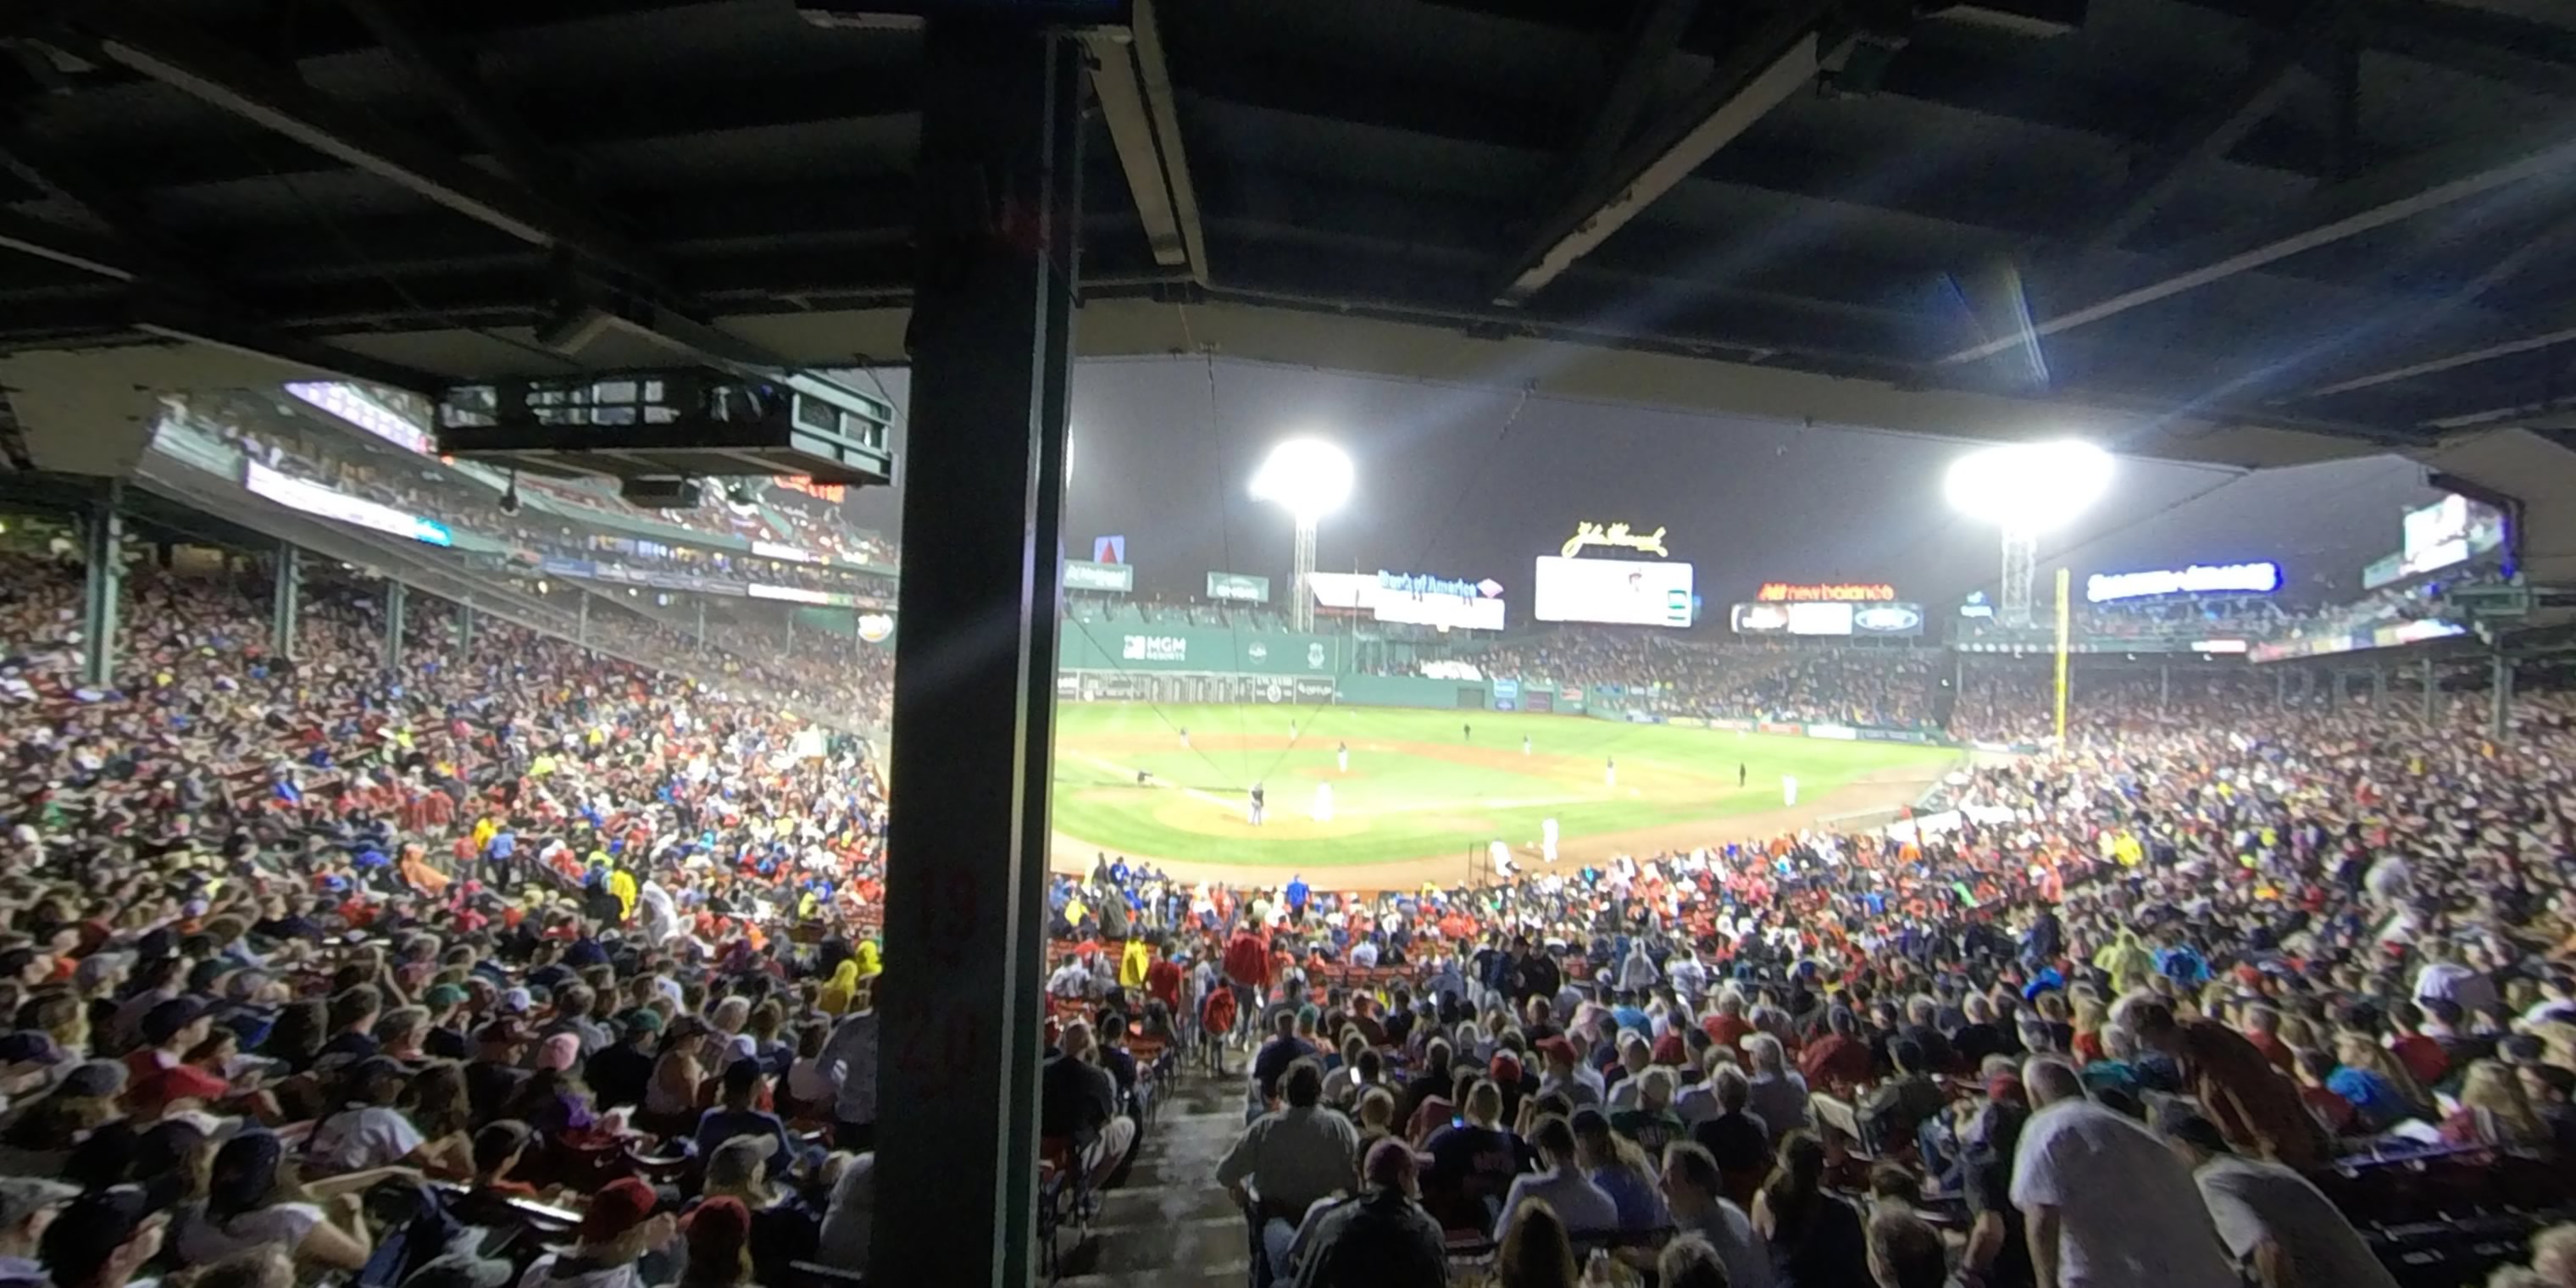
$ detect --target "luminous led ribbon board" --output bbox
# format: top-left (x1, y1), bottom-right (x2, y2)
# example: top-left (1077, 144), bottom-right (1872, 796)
top-left (2085, 562), bottom-right (2280, 603)
top-left (243, 461), bottom-right (452, 547)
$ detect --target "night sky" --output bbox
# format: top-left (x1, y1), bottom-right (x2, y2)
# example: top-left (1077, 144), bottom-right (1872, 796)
top-left (834, 358), bottom-right (2440, 619)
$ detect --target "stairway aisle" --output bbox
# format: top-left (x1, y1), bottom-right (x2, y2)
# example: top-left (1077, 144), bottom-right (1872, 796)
top-left (1059, 1057), bottom-right (1252, 1288)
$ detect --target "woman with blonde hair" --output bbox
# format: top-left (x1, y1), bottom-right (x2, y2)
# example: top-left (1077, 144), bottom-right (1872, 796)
top-left (2445, 1059), bottom-right (2551, 1150)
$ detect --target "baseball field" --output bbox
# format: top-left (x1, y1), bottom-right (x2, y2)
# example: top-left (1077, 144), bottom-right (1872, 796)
top-left (1048, 704), bottom-right (1959, 889)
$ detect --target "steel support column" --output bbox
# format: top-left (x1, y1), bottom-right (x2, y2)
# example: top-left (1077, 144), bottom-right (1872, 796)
top-left (79, 481), bottom-right (122, 688)
top-left (2490, 649), bottom-right (2514, 739)
top-left (2422, 655), bottom-right (2438, 722)
top-left (2330, 669), bottom-right (2346, 709)
top-left (2159, 663), bottom-right (2171, 711)
top-left (271, 542), bottom-right (299, 660)
top-left (383, 580), bottom-right (406, 673)
top-left (458, 601), bottom-right (475, 655)
top-left (873, 22), bottom-right (1080, 1288)
top-left (576, 594), bottom-right (589, 649)
top-left (2276, 668), bottom-right (2290, 708)
top-left (2373, 665), bottom-right (2385, 707)
top-left (695, 599), bottom-right (708, 648)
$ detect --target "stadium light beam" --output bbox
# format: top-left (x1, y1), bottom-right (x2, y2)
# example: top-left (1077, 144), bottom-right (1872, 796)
top-left (1250, 438), bottom-right (1353, 633)
top-left (1943, 441), bottom-right (2112, 629)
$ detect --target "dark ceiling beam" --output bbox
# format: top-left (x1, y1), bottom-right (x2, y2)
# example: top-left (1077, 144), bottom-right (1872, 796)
top-left (189, 0), bottom-right (766, 69)
top-left (1084, 0), bottom-right (1206, 278)
top-left (1567, 0), bottom-right (1703, 170)
top-left (2283, 216), bottom-right (2576, 401)
top-left (0, 213), bottom-right (149, 282)
top-left (92, 67), bottom-right (920, 192)
top-left (336, 0), bottom-right (586, 212)
top-left (69, 3), bottom-right (667, 287)
top-left (2158, 0), bottom-right (2576, 96)
top-left (2074, 3), bottom-right (2343, 253)
top-left (1935, 114), bottom-right (2576, 365)
top-left (1485, 0), bottom-right (1701, 303)
top-left (1201, 236), bottom-right (2411, 442)
top-left (130, 301), bottom-right (443, 391)
top-left (1492, 0), bottom-right (1840, 304)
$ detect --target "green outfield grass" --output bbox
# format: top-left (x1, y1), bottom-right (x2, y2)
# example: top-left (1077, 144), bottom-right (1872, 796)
top-left (1049, 703), bottom-right (1957, 868)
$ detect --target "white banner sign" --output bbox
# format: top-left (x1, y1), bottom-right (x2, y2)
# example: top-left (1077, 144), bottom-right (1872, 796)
top-left (1532, 556), bottom-right (1693, 626)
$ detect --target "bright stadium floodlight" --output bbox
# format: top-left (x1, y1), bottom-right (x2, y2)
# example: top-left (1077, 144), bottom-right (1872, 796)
top-left (1251, 438), bottom-right (1354, 632)
top-left (1944, 440), bottom-right (2112, 629)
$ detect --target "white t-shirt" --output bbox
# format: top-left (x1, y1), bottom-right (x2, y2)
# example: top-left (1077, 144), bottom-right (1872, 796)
top-left (2194, 1154), bottom-right (2401, 1288)
top-left (1500, 1167), bottom-right (1619, 1235)
top-left (176, 1202), bottom-right (324, 1264)
top-left (2009, 1101), bottom-right (2237, 1288)
top-left (306, 1105), bottom-right (425, 1174)
top-left (1678, 1199), bottom-right (1771, 1288)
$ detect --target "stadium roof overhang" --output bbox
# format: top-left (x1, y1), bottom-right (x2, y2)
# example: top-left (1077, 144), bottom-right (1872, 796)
top-left (2, 0), bottom-right (2576, 480)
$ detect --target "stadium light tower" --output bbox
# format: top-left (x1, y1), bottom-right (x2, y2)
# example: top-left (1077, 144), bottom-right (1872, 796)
top-left (1943, 441), bottom-right (2113, 629)
top-left (1250, 438), bottom-right (1354, 633)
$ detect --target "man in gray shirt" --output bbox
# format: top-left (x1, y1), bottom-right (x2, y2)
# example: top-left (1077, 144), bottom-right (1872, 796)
top-left (1218, 1060), bottom-right (1360, 1282)
top-left (2155, 1103), bottom-right (2398, 1288)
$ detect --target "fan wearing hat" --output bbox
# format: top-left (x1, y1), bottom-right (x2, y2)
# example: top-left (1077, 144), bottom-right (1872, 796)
top-left (584, 1010), bottom-right (663, 1113)
top-left (38, 1189), bottom-right (164, 1288)
top-left (0, 1178), bottom-right (77, 1284)
top-left (175, 1131), bottom-right (376, 1275)
top-left (305, 1056), bottom-right (434, 1174)
top-left (122, 997), bottom-right (213, 1087)
top-left (464, 1019), bottom-right (534, 1125)
top-left (520, 1178), bottom-right (672, 1288)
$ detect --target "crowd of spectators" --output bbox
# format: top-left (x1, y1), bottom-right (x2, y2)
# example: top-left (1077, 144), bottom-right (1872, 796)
top-left (7, 514), bottom-right (2576, 1288)
top-left (1034, 671), bottom-right (2576, 1286)
top-left (0, 536), bottom-right (913, 1288)
top-left (1468, 633), bottom-right (1940, 729)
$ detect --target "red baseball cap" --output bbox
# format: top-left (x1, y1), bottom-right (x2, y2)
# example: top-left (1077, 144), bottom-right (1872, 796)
top-left (579, 1178), bottom-right (660, 1243)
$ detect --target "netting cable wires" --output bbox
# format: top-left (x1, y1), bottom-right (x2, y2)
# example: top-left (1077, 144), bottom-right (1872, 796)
top-left (1181, 306), bottom-right (1253, 789)
top-left (1058, 611), bottom-right (1248, 793)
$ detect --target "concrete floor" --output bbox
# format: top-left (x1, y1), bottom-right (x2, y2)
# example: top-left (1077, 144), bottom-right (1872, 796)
top-left (1057, 1057), bottom-right (1253, 1288)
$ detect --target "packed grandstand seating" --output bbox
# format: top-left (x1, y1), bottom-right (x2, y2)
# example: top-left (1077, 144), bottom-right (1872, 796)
top-left (0, 526), bottom-right (2570, 1288)
top-left (194, 395), bottom-right (901, 597)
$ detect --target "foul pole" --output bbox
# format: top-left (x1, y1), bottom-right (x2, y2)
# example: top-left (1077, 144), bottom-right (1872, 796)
top-left (2053, 566), bottom-right (2071, 740)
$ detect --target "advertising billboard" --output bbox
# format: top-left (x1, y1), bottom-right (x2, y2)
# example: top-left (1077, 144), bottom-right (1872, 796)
top-left (1064, 559), bottom-right (1134, 593)
top-left (2085, 562), bottom-right (2279, 603)
top-left (1559, 521), bottom-right (1670, 558)
top-left (1787, 602), bottom-right (1853, 636)
top-left (243, 461), bottom-right (452, 547)
top-left (1732, 601), bottom-right (1922, 636)
top-left (1731, 602), bottom-right (1790, 633)
top-left (1851, 602), bottom-right (1926, 636)
top-left (1373, 569), bottom-right (1507, 630)
top-left (1534, 556), bottom-right (1693, 626)
top-left (1307, 569), bottom-right (1506, 630)
top-left (1206, 571), bottom-right (1270, 602)
top-left (1755, 582), bottom-right (1895, 602)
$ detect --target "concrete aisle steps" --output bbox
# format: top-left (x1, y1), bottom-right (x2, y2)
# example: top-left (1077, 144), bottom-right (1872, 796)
top-left (1057, 1052), bottom-right (1253, 1288)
